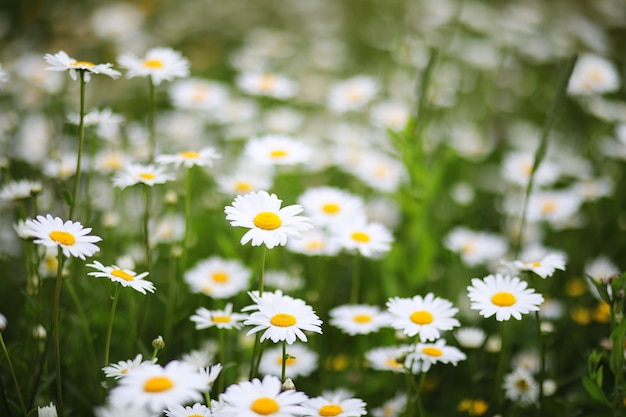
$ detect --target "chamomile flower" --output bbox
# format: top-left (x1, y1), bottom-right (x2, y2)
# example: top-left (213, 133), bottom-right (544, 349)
top-left (169, 78), bottom-right (229, 111)
top-left (327, 75), bottom-right (379, 113)
top-left (503, 368), bottom-right (539, 405)
top-left (244, 134), bottom-right (312, 166)
top-left (332, 218), bottom-right (393, 258)
top-left (44, 50), bottom-right (121, 82)
top-left (0, 179), bottom-right (42, 201)
top-left (118, 47), bottom-right (190, 86)
top-left (263, 270), bottom-right (305, 292)
top-left (302, 394), bottom-right (367, 417)
top-left (156, 146), bottom-right (221, 169)
top-left (444, 227), bottom-right (508, 267)
top-left (190, 303), bottom-right (248, 330)
top-left (386, 294), bottom-right (460, 341)
top-left (236, 71), bottom-right (298, 99)
top-left (184, 256), bottom-right (251, 298)
top-left (365, 345), bottom-right (418, 374)
top-left (165, 403), bottom-right (211, 417)
top-left (217, 375), bottom-right (308, 417)
top-left (297, 186), bottom-right (366, 228)
top-left (370, 100), bottom-right (411, 131)
top-left (215, 164), bottom-right (274, 196)
top-left (244, 291), bottom-right (322, 344)
top-left (454, 327), bottom-right (487, 349)
top-left (107, 361), bottom-right (209, 413)
top-left (112, 163), bottom-right (175, 189)
top-left (87, 260), bottom-right (155, 294)
top-left (258, 343), bottom-right (318, 378)
top-left (467, 274), bottom-right (544, 321)
top-left (502, 252), bottom-right (566, 279)
top-left (225, 191), bottom-right (313, 249)
top-left (567, 54), bottom-right (620, 96)
top-left (351, 151), bottom-right (406, 193)
top-left (329, 304), bottom-right (392, 336)
top-left (37, 402), bottom-right (58, 417)
top-left (103, 354), bottom-right (156, 379)
top-left (501, 151), bottom-right (560, 187)
top-left (25, 214), bottom-right (101, 260)
top-left (180, 348), bottom-right (215, 370)
top-left (407, 339), bottom-right (467, 372)
top-left (371, 393), bottom-right (406, 417)
top-left (285, 228), bottom-right (341, 257)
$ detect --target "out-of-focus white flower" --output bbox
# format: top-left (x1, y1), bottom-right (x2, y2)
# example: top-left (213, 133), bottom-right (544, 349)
top-left (236, 71), bottom-right (298, 99)
top-left (118, 47), bottom-right (190, 86)
top-left (567, 54), bottom-right (620, 96)
top-left (328, 75), bottom-right (379, 113)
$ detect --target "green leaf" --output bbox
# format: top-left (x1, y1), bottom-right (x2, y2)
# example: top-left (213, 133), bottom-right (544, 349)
top-left (62, 189), bottom-right (73, 208)
top-left (582, 376), bottom-right (609, 405)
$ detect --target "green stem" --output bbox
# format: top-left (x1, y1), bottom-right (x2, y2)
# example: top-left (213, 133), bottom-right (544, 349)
top-left (350, 252), bottom-right (362, 304)
top-left (52, 248), bottom-right (65, 417)
top-left (535, 310), bottom-right (545, 417)
top-left (494, 321), bottom-right (508, 411)
top-left (415, 372), bottom-right (426, 417)
top-left (181, 167), bottom-right (193, 273)
top-left (69, 71), bottom-right (86, 220)
top-left (218, 329), bottom-right (226, 394)
top-left (143, 185), bottom-right (152, 272)
top-left (148, 77), bottom-right (156, 162)
top-left (103, 285), bottom-right (121, 368)
top-left (281, 341), bottom-right (287, 382)
top-left (258, 245), bottom-right (267, 296)
top-left (249, 246), bottom-right (268, 379)
top-left (0, 334), bottom-right (28, 417)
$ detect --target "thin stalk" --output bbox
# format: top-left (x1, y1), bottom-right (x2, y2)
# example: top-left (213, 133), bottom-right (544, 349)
top-left (69, 71), bottom-right (87, 220)
top-left (258, 246), bottom-right (267, 296)
top-left (103, 285), bottom-right (121, 368)
top-left (0, 333), bottom-right (28, 417)
top-left (350, 253), bottom-right (362, 304)
top-left (181, 166), bottom-right (193, 272)
top-left (143, 185), bottom-right (152, 272)
top-left (52, 248), bottom-right (65, 417)
top-left (535, 310), bottom-right (545, 417)
top-left (218, 329), bottom-right (226, 394)
top-left (494, 321), bottom-right (508, 411)
top-left (249, 246), bottom-right (268, 379)
top-left (281, 341), bottom-right (287, 383)
top-left (148, 77), bottom-right (156, 162)
top-left (415, 372), bottom-right (427, 417)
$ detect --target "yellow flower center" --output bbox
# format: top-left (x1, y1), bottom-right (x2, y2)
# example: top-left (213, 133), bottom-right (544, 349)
top-left (111, 269), bottom-right (134, 281)
top-left (49, 231), bottom-right (76, 246)
top-left (211, 272), bottom-right (229, 283)
top-left (353, 314), bottom-right (372, 323)
top-left (235, 181), bottom-right (252, 192)
top-left (211, 315), bottom-right (231, 323)
top-left (70, 61), bottom-right (95, 67)
top-left (516, 378), bottom-right (530, 391)
top-left (305, 240), bottom-right (324, 251)
top-left (422, 347), bottom-right (443, 357)
top-left (188, 415), bottom-right (204, 417)
top-left (270, 149), bottom-right (288, 159)
top-left (385, 358), bottom-right (403, 368)
top-left (180, 151), bottom-right (200, 159)
top-left (531, 261), bottom-right (541, 268)
top-left (260, 74), bottom-right (277, 91)
top-left (251, 397), bottom-right (279, 415)
top-left (270, 313), bottom-right (297, 327)
top-left (322, 203), bottom-right (340, 214)
top-left (143, 59), bottom-right (164, 69)
top-left (320, 405), bottom-right (343, 417)
top-left (139, 173), bottom-right (155, 180)
top-left (461, 243), bottom-right (476, 254)
top-left (276, 356), bottom-right (297, 366)
top-left (410, 310), bottom-right (433, 325)
top-left (253, 212), bottom-right (282, 230)
top-left (541, 200), bottom-right (556, 214)
top-left (491, 292), bottom-right (516, 307)
top-left (143, 376), bottom-right (174, 392)
top-left (351, 231), bottom-right (370, 243)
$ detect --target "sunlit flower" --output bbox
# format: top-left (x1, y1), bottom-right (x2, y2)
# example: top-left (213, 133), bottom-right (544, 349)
top-left (244, 134), bottom-right (312, 166)
top-left (190, 303), bottom-right (248, 330)
top-left (407, 339), bottom-right (467, 372)
top-left (297, 186), bottom-right (366, 228)
top-left (87, 260), bottom-right (155, 294)
top-left (503, 368), bottom-right (539, 405)
top-left (217, 375), bottom-right (308, 417)
top-left (333, 219), bottom-right (393, 258)
top-left (236, 71), bottom-right (298, 99)
top-left (467, 274), bottom-right (544, 321)
top-left (44, 50), bottom-right (121, 82)
top-left (118, 47), bottom-right (190, 85)
top-left (25, 214), bottom-right (101, 260)
top-left (302, 394), bottom-right (367, 417)
top-left (225, 191), bottom-right (313, 249)
top-left (169, 78), bottom-right (229, 111)
top-left (327, 75), bottom-right (379, 113)
top-left (351, 151), bottom-right (406, 193)
top-left (165, 403), bottom-right (212, 417)
top-left (444, 227), bottom-right (508, 267)
top-left (112, 163), bottom-right (175, 189)
top-left (502, 252), bottom-right (566, 279)
top-left (156, 146), bottom-right (221, 169)
top-left (386, 294), bottom-right (460, 341)
top-left (184, 256), bottom-right (251, 298)
top-left (259, 343), bottom-right (318, 378)
top-left (103, 354), bottom-right (156, 379)
top-left (215, 164), bottom-right (274, 196)
top-left (285, 228), bottom-right (341, 257)
top-left (365, 345), bottom-right (419, 374)
top-left (244, 291), bottom-right (322, 344)
top-left (108, 361), bottom-right (209, 413)
top-left (329, 304), bottom-right (392, 336)
top-left (0, 179), bottom-right (42, 201)
top-left (567, 54), bottom-right (620, 96)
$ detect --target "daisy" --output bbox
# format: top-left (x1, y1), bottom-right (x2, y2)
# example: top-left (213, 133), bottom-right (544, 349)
top-left (190, 303), bottom-right (248, 330)
top-left (244, 291), bottom-right (322, 344)
top-left (369, 100), bottom-right (410, 131)
top-left (467, 274), bottom-right (544, 321)
top-left (263, 270), bottom-right (305, 292)
top-left (216, 375), bottom-right (308, 417)
top-left (501, 151), bottom-right (560, 187)
top-left (0, 179), bottom-right (42, 201)
top-left (263, 107), bottom-right (304, 134)
top-left (327, 75), bottom-right (379, 113)
top-left (332, 218), bottom-right (393, 258)
top-left (156, 146), bottom-right (221, 169)
top-left (454, 327), bottom-right (486, 349)
top-left (329, 304), bottom-right (392, 336)
top-left (184, 256), bottom-right (251, 298)
top-left (297, 186), bottom-right (366, 228)
top-left (103, 354), bottom-right (156, 379)
top-left (371, 393), bottom-right (406, 417)
top-left (165, 403), bottom-right (211, 417)
top-left (365, 345), bottom-right (419, 374)
top-left (258, 343), bottom-right (318, 378)
top-left (502, 252), bottom-right (566, 279)
top-left (37, 402), bottom-right (58, 417)
top-left (244, 134), bottom-right (312, 166)
top-left (503, 368), bottom-right (539, 405)
top-left (525, 190), bottom-right (583, 226)
top-left (67, 108), bottom-right (124, 140)
top-left (180, 348), bottom-right (215, 370)
top-left (169, 78), bottom-right (229, 112)
top-left (0, 64), bottom-right (9, 87)
top-left (25, 214), bottom-right (101, 260)
top-left (107, 360), bottom-right (209, 413)
top-left (44, 50), bottom-right (121, 82)
top-left (567, 53), bottom-right (620, 96)
top-left (112, 163), bottom-right (175, 189)
top-left (0, 313), bottom-right (6, 330)
top-left (386, 294), bottom-right (460, 341)
top-left (351, 150), bottom-right (406, 193)
top-left (118, 47), bottom-right (190, 86)
top-left (224, 191), bottom-right (313, 249)
top-left (444, 227), bottom-right (508, 267)
top-left (407, 339), bottom-right (467, 372)
top-left (285, 228), bottom-right (341, 257)
top-left (215, 163), bottom-right (274, 196)
top-left (302, 394), bottom-right (367, 417)
top-left (236, 71), bottom-right (298, 99)
top-left (87, 260), bottom-right (155, 294)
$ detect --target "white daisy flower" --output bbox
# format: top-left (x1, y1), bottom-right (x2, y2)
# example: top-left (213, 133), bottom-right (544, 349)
top-left (217, 375), bottom-right (308, 417)
top-left (215, 164), bottom-right (275, 196)
top-left (467, 274), bottom-right (544, 321)
top-left (236, 71), bottom-right (298, 99)
top-left (370, 393), bottom-right (406, 417)
top-left (585, 255), bottom-right (619, 283)
top-left (454, 327), bottom-right (486, 349)
top-left (87, 260), bottom-right (155, 294)
top-left (118, 47), bottom-right (190, 86)
top-left (302, 394), bottom-right (367, 417)
top-left (156, 146), bottom-right (221, 169)
top-left (297, 186), bottom-right (366, 228)
top-left (112, 163), bottom-right (175, 189)
top-left (184, 256), bottom-right (251, 298)
top-left (244, 291), bottom-right (322, 344)
top-left (285, 228), bottom-right (341, 257)
top-left (370, 100), bottom-right (411, 131)
top-left (258, 343), bottom-right (318, 378)
top-left (0, 64), bottom-right (9, 87)
top-left (525, 190), bottom-right (583, 226)
top-left (190, 303), bottom-right (248, 330)
top-left (444, 227), bottom-right (508, 267)
top-left (67, 108), bottom-right (124, 141)
top-left (44, 50), bottom-right (121, 82)
top-left (407, 339), bottom-right (467, 372)
top-left (25, 214), bottom-right (101, 260)
top-left (202, 363), bottom-right (223, 389)
top-left (0, 179), bottom-right (42, 201)
top-left (107, 360), bottom-right (209, 413)
top-left (365, 345), bottom-right (419, 374)
top-left (263, 270), bottom-right (305, 292)
top-left (165, 403), bottom-right (211, 417)
top-left (502, 253), bottom-right (566, 279)
top-left (329, 304), bottom-right (392, 336)
top-left (333, 219), bottom-right (393, 258)
top-left (386, 293), bottom-right (460, 341)
top-left (0, 313), bottom-right (6, 330)
top-left (351, 151), bottom-right (406, 193)
top-left (102, 354), bottom-right (156, 379)
top-left (327, 75), bottom-right (379, 113)
top-left (244, 134), bottom-right (312, 166)
top-left (567, 54), bottom-right (620, 96)
top-left (501, 151), bottom-right (560, 187)
top-left (224, 191), bottom-right (313, 249)
top-left (503, 368), bottom-right (539, 405)
top-left (169, 78), bottom-right (229, 111)
top-left (37, 402), bottom-right (58, 417)
top-left (263, 107), bottom-right (304, 134)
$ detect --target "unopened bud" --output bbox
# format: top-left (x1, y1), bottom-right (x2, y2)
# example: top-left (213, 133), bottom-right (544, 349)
top-left (152, 335), bottom-right (165, 350)
top-left (281, 378), bottom-right (296, 391)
